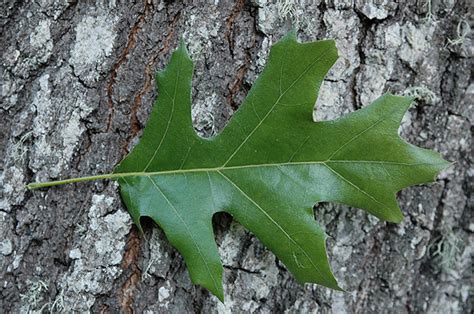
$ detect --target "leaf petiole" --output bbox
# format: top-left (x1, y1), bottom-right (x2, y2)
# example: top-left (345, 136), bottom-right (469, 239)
top-left (26, 173), bottom-right (118, 190)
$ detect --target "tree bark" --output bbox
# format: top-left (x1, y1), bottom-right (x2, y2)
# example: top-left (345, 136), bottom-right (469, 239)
top-left (1, 0), bottom-right (472, 312)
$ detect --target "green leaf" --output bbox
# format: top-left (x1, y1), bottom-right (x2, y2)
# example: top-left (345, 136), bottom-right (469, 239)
top-left (112, 33), bottom-right (449, 300)
top-left (27, 33), bottom-right (450, 301)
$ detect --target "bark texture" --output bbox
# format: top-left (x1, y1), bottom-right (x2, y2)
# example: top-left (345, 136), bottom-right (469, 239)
top-left (1, 0), bottom-right (473, 312)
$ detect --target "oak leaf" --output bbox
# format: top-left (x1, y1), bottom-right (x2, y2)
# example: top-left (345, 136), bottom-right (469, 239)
top-left (28, 33), bottom-right (449, 301)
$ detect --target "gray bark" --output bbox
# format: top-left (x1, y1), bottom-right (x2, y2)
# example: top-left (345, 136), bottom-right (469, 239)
top-left (1, 0), bottom-right (472, 312)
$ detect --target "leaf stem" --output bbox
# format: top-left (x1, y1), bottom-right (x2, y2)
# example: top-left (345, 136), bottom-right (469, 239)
top-left (26, 173), bottom-right (118, 190)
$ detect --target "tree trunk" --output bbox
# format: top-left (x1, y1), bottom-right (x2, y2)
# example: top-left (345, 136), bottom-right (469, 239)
top-left (1, 0), bottom-right (472, 312)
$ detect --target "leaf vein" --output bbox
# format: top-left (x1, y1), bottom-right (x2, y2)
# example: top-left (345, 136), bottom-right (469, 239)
top-left (143, 55), bottom-right (183, 172)
top-left (222, 47), bottom-right (334, 167)
top-left (146, 176), bottom-right (220, 293)
top-left (217, 170), bottom-right (331, 282)
top-left (323, 163), bottom-right (386, 211)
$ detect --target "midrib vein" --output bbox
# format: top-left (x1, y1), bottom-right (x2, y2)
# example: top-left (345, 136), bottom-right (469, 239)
top-left (121, 160), bottom-right (442, 177)
top-left (26, 160), bottom-right (445, 189)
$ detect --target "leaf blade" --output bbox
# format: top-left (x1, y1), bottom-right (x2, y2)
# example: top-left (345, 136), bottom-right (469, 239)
top-left (114, 34), bottom-right (449, 299)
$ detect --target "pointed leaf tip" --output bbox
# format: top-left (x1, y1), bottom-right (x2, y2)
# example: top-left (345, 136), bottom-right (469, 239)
top-left (178, 36), bottom-right (186, 49)
top-left (277, 30), bottom-right (298, 44)
top-left (176, 36), bottom-right (191, 60)
top-left (388, 208), bottom-right (404, 224)
top-left (286, 28), bottom-right (298, 41)
top-left (216, 290), bottom-right (225, 303)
